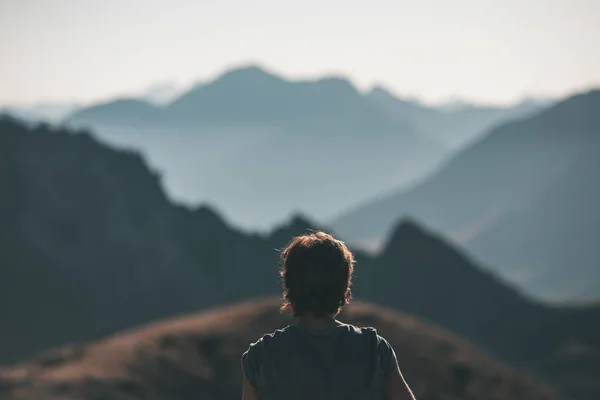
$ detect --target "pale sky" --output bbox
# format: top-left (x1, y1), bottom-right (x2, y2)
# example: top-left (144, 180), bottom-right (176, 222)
top-left (1, 0), bottom-right (599, 107)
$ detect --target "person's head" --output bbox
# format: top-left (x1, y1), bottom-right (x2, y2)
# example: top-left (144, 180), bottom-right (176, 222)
top-left (279, 231), bottom-right (355, 318)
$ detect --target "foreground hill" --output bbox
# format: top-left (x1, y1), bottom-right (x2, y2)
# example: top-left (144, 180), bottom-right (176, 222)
top-left (332, 89), bottom-right (600, 302)
top-left (0, 297), bottom-right (558, 400)
top-left (66, 65), bottom-right (446, 230)
top-left (1, 117), bottom-right (599, 399)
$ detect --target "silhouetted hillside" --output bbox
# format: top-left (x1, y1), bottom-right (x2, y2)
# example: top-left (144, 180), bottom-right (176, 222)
top-left (66, 65), bottom-right (446, 230)
top-left (0, 298), bottom-right (559, 400)
top-left (367, 86), bottom-right (548, 149)
top-left (372, 221), bottom-right (600, 399)
top-left (0, 116), bottom-right (283, 364)
top-left (332, 89), bottom-right (600, 302)
top-left (1, 117), bottom-right (599, 399)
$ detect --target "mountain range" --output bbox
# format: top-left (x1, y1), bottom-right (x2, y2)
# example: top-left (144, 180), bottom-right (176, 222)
top-left (1, 116), bottom-right (599, 399)
top-left (64, 65), bottom-right (445, 230)
top-left (60, 64), bottom-right (550, 231)
top-left (332, 89), bottom-right (600, 303)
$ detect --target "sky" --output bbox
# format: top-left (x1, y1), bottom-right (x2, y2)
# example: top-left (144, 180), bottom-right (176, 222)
top-left (1, 0), bottom-right (599, 107)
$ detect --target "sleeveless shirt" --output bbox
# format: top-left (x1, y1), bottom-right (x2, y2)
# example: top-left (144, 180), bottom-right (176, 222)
top-left (241, 323), bottom-right (398, 400)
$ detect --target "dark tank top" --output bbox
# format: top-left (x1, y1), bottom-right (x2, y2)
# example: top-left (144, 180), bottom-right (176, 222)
top-left (241, 323), bottom-right (398, 400)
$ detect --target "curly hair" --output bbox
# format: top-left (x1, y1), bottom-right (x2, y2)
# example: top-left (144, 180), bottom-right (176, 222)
top-left (280, 231), bottom-right (355, 318)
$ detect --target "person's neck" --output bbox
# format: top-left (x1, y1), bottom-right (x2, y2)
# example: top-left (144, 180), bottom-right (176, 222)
top-left (297, 314), bottom-right (340, 331)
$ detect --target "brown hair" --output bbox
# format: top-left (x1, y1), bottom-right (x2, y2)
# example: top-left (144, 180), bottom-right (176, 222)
top-left (279, 231), bottom-right (355, 318)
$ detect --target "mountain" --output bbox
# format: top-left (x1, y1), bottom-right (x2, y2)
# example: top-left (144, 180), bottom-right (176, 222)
top-left (69, 65), bottom-right (414, 132)
top-left (0, 298), bottom-right (559, 400)
top-left (352, 219), bottom-right (600, 400)
top-left (2, 117), bottom-right (599, 399)
top-left (367, 86), bottom-right (549, 149)
top-left (168, 66), bottom-right (400, 130)
top-left (66, 65), bottom-right (447, 230)
top-left (373, 221), bottom-right (600, 385)
top-left (332, 89), bottom-right (600, 302)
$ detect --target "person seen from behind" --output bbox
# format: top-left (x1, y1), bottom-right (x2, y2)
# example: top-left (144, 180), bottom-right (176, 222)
top-left (241, 231), bottom-right (416, 400)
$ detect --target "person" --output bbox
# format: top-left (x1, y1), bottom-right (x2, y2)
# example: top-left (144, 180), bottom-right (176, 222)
top-left (241, 231), bottom-right (416, 400)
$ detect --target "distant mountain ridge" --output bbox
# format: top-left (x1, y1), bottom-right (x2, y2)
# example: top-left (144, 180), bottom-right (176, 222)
top-left (69, 65), bottom-right (411, 132)
top-left (67, 65), bottom-right (550, 141)
top-left (331, 88), bottom-right (600, 303)
top-left (1, 116), bottom-right (599, 399)
top-left (367, 86), bottom-right (550, 149)
top-left (169, 66), bottom-right (390, 126)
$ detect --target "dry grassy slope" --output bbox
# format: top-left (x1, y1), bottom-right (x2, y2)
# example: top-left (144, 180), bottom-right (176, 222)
top-left (0, 297), bottom-right (558, 400)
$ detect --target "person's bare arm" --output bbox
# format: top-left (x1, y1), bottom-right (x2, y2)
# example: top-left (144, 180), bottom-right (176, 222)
top-left (385, 362), bottom-right (416, 400)
top-left (242, 372), bottom-right (259, 400)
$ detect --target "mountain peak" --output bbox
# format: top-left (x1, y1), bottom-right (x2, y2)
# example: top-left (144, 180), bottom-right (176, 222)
top-left (191, 204), bottom-right (230, 228)
top-left (213, 64), bottom-right (285, 86)
top-left (383, 218), bottom-right (430, 249)
top-left (368, 85), bottom-right (394, 98)
top-left (368, 85), bottom-right (422, 103)
top-left (379, 217), bottom-right (483, 273)
top-left (313, 76), bottom-right (358, 94)
top-left (289, 212), bottom-right (319, 227)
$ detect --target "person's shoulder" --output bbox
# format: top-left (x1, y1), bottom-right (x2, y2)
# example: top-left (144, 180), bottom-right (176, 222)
top-left (342, 324), bottom-right (393, 349)
top-left (343, 323), bottom-right (378, 337)
top-left (366, 327), bottom-right (394, 351)
top-left (352, 325), bottom-right (390, 341)
top-left (242, 327), bottom-right (294, 387)
top-left (243, 325), bottom-right (294, 356)
top-left (343, 325), bottom-right (397, 373)
top-left (336, 324), bottom-right (379, 346)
